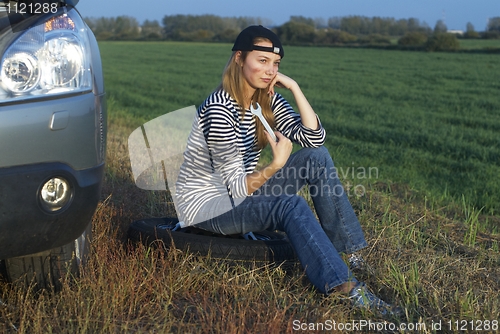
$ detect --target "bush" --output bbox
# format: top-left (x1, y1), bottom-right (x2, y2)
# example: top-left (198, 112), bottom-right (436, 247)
top-left (315, 28), bottom-right (357, 44)
top-left (276, 21), bottom-right (316, 44)
top-left (142, 32), bottom-right (162, 40)
top-left (358, 33), bottom-right (392, 45)
top-left (178, 29), bottom-right (214, 42)
top-left (95, 31), bottom-right (114, 40)
top-left (398, 32), bottom-right (428, 46)
top-left (463, 31), bottom-right (480, 39)
top-left (213, 29), bottom-right (239, 43)
top-left (425, 33), bottom-right (460, 51)
top-left (481, 31), bottom-right (500, 39)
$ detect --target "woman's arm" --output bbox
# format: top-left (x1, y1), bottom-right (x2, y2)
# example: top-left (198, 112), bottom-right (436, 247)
top-left (268, 72), bottom-right (319, 130)
top-left (245, 131), bottom-right (293, 194)
top-left (200, 103), bottom-right (249, 199)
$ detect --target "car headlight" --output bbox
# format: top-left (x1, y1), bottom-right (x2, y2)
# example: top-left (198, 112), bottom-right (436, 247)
top-left (0, 8), bottom-right (92, 103)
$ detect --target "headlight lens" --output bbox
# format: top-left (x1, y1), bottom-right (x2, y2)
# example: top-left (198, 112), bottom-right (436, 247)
top-left (40, 177), bottom-right (72, 212)
top-left (1, 52), bottom-right (40, 93)
top-left (39, 37), bottom-right (83, 89)
top-left (0, 8), bottom-right (92, 102)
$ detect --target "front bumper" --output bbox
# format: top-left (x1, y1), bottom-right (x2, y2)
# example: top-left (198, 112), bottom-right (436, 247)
top-left (0, 162), bottom-right (104, 259)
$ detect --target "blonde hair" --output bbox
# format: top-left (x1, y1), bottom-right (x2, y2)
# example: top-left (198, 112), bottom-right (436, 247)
top-left (218, 37), bottom-right (276, 150)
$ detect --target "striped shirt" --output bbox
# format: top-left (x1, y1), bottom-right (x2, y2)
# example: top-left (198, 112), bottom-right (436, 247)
top-left (175, 89), bottom-right (326, 226)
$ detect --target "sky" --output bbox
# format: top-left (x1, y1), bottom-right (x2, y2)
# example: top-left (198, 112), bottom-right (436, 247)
top-left (75, 0), bottom-right (497, 31)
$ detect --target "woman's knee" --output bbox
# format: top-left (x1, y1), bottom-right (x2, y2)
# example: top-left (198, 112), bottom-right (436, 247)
top-left (298, 146), bottom-right (332, 164)
top-left (280, 194), bottom-right (312, 216)
top-left (312, 146), bottom-right (332, 163)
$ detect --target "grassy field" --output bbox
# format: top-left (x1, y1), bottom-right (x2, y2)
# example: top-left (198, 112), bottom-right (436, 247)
top-left (1, 42), bottom-right (499, 333)
top-left (459, 39), bottom-right (500, 50)
top-left (389, 38), bottom-right (500, 51)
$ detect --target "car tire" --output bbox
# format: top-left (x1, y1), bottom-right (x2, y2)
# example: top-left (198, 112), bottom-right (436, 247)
top-left (128, 217), bottom-right (298, 264)
top-left (0, 222), bottom-right (92, 290)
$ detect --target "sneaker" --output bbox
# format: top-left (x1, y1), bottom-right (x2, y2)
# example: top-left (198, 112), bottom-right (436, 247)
top-left (347, 253), bottom-right (366, 272)
top-left (347, 253), bottom-right (378, 275)
top-left (348, 282), bottom-right (403, 317)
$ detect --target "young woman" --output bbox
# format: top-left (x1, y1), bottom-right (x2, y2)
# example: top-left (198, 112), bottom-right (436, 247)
top-left (175, 25), bottom-right (400, 316)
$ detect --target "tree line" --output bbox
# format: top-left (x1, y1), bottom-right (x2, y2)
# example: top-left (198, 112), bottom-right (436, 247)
top-left (84, 14), bottom-right (500, 47)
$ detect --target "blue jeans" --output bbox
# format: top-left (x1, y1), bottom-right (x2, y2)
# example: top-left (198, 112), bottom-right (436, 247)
top-left (195, 146), bottom-right (367, 294)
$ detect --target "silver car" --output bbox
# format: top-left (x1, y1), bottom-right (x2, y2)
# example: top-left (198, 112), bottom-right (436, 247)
top-left (0, 0), bottom-right (106, 288)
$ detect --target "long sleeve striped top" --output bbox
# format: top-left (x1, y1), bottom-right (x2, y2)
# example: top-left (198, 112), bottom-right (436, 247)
top-left (174, 89), bottom-right (326, 226)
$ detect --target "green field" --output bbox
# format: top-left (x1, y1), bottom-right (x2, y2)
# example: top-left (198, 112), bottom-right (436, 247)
top-left (101, 41), bottom-right (500, 217)
top-left (459, 38), bottom-right (500, 50)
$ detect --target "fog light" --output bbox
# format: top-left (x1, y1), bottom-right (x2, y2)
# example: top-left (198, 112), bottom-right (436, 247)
top-left (40, 177), bottom-right (72, 212)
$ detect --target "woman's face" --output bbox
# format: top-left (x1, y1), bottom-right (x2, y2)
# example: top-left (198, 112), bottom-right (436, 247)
top-left (237, 41), bottom-right (281, 93)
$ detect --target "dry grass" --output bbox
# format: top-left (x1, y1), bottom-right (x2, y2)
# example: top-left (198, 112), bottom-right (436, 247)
top-left (1, 122), bottom-right (499, 333)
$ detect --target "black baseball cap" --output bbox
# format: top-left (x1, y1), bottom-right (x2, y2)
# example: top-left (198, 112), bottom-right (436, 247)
top-left (232, 25), bottom-right (284, 59)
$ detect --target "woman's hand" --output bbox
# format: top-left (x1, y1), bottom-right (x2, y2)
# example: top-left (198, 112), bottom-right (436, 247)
top-left (268, 72), bottom-right (319, 131)
top-left (265, 130), bottom-right (293, 169)
top-left (245, 130), bottom-right (292, 195)
top-left (267, 72), bottom-right (298, 96)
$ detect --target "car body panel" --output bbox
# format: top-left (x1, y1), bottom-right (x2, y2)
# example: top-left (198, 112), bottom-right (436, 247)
top-left (0, 92), bottom-right (105, 169)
